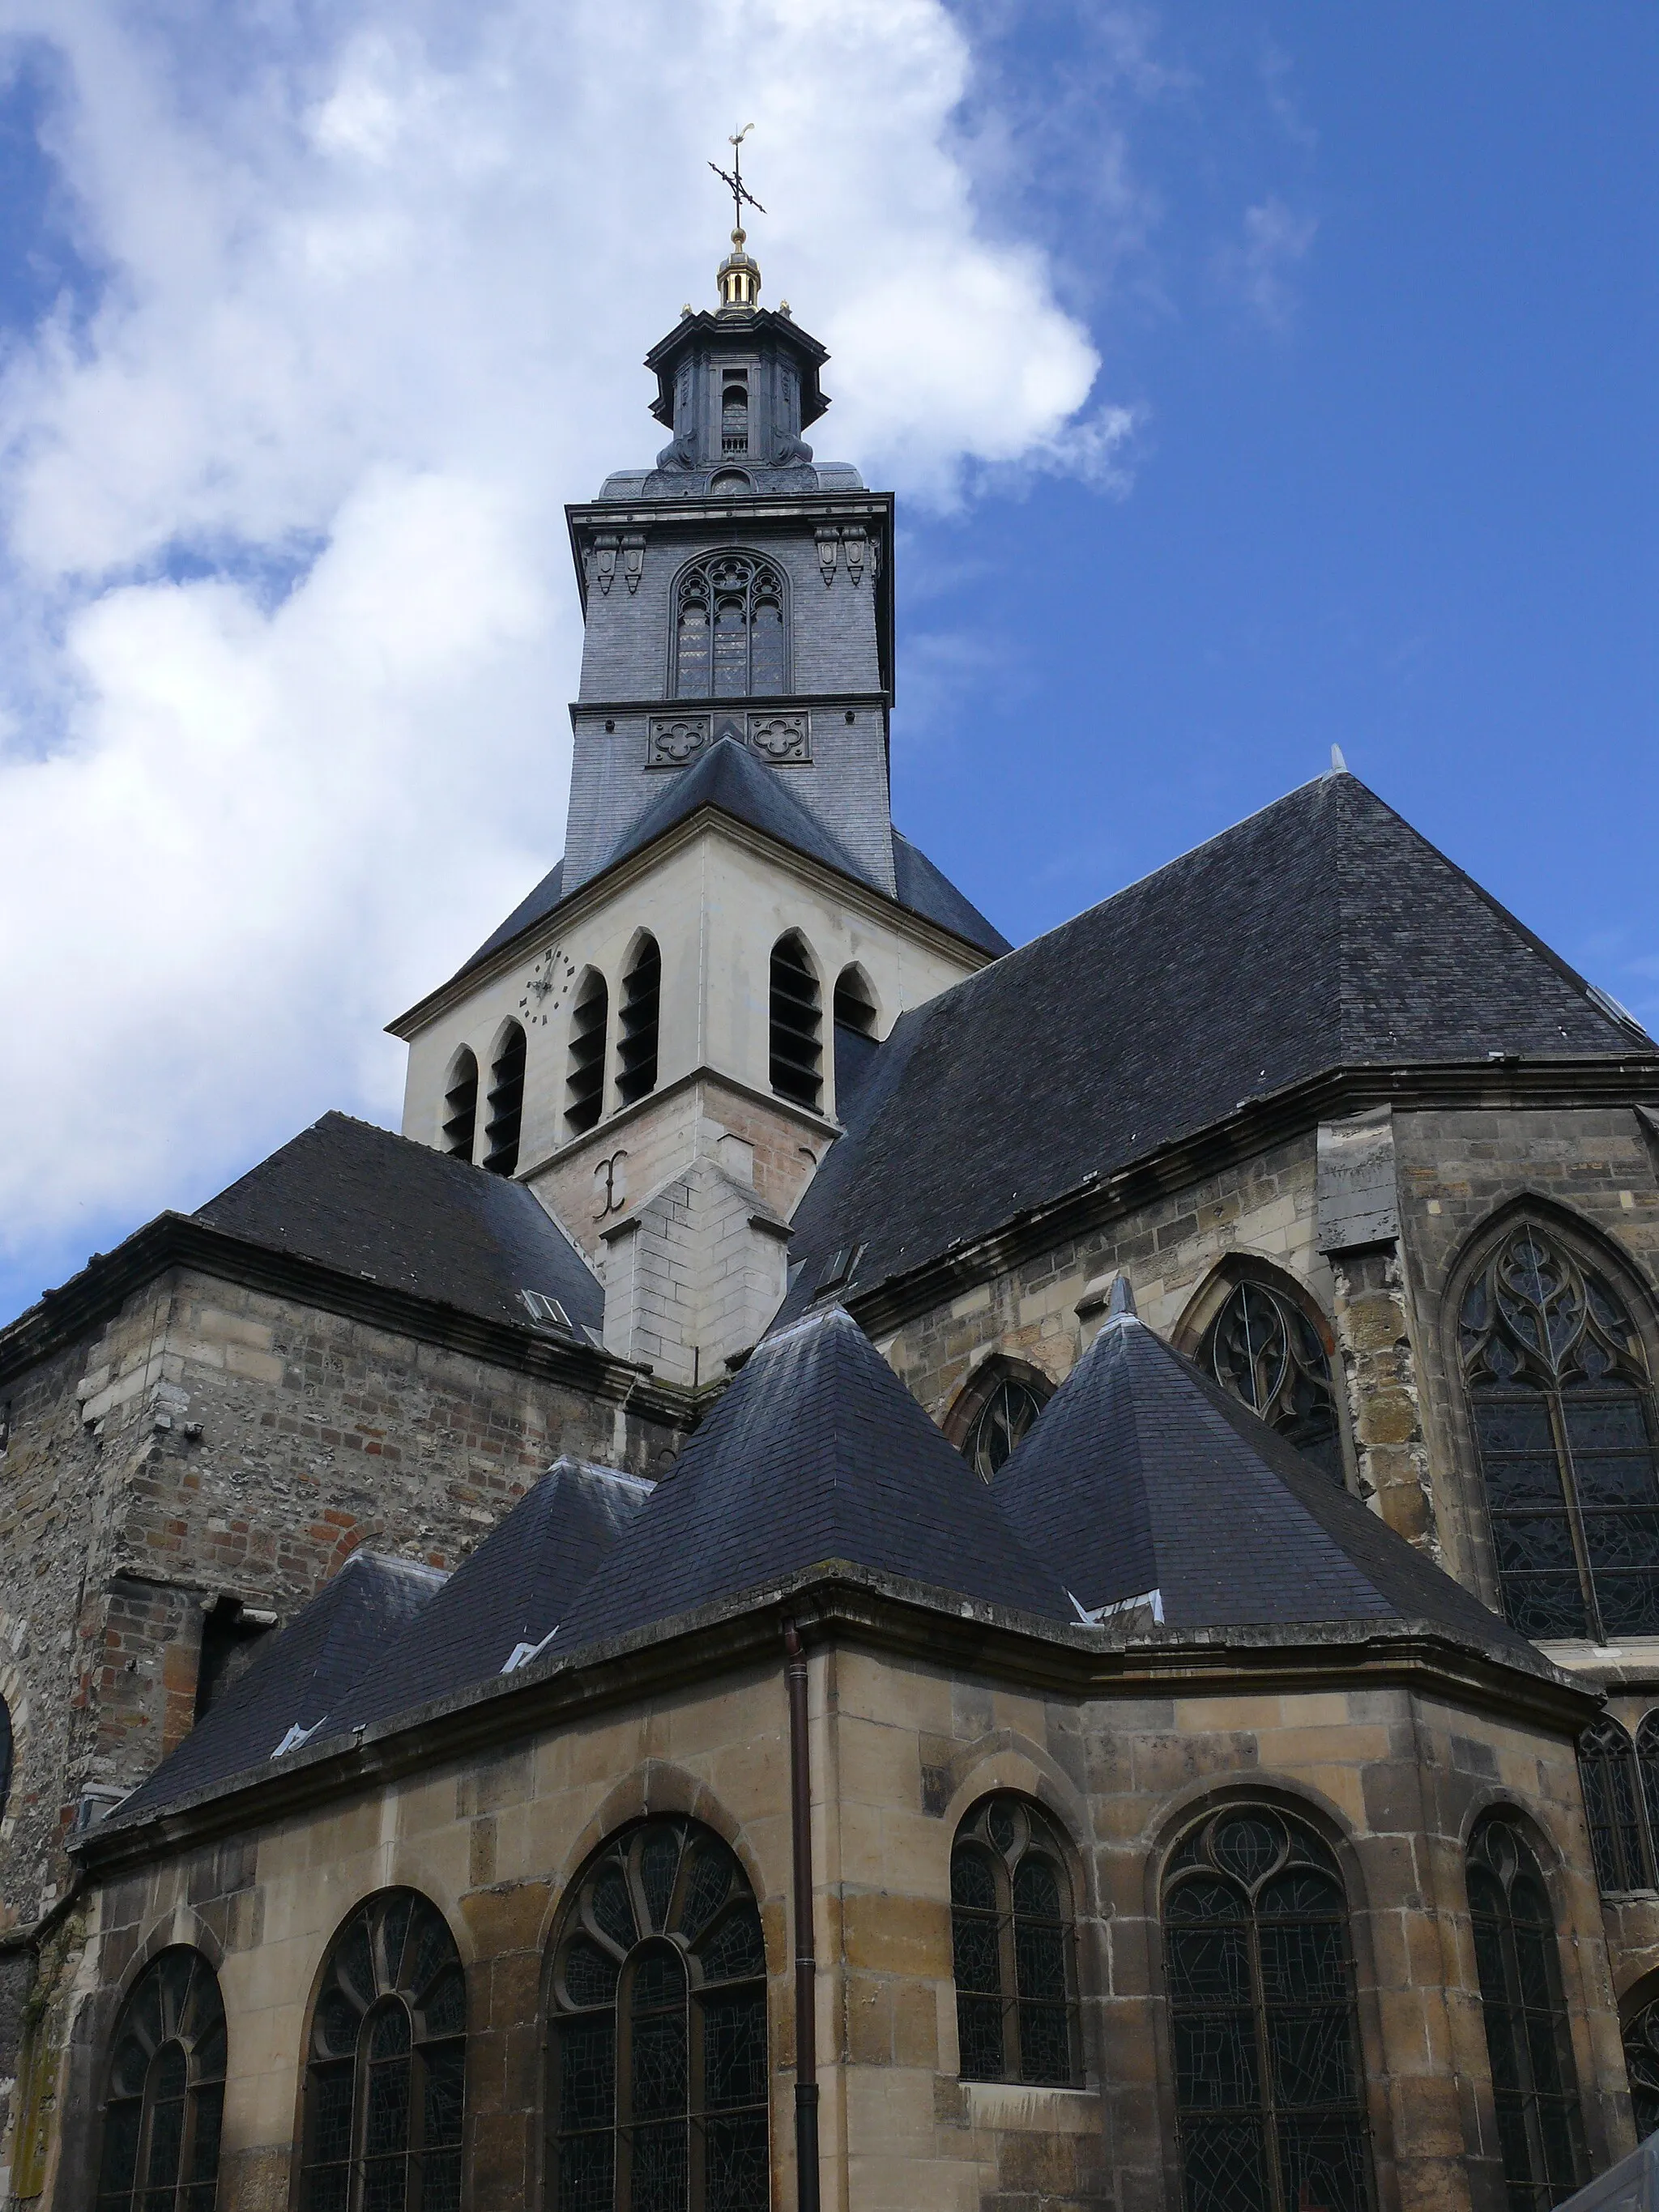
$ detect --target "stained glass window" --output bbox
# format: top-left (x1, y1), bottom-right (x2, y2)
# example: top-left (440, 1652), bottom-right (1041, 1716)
top-left (95, 1946), bottom-right (226, 2212)
top-left (1196, 1280), bottom-right (1344, 1485)
top-left (1578, 1718), bottom-right (1656, 1894)
top-left (1466, 1818), bottom-right (1586, 2212)
top-left (672, 555), bottom-right (788, 700)
top-left (1461, 1225), bottom-right (1659, 1642)
top-left (950, 1795), bottom-right (1079, 2086)
top-left (299, 1889), bottom-right (465, 2212)
top-left (1623, 1998), bottom-right (1659, 2142)
top-left (547, 1818), bottom-right (768, 2212)
top-left (1163, 1806), bottom-right (1371, 2212)
top-left (960, 1372), bottom-right (1051, 1482)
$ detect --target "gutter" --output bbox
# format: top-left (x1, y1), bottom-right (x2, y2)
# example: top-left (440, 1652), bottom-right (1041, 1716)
top-left (784, 1622), bottom-right (820, 2212)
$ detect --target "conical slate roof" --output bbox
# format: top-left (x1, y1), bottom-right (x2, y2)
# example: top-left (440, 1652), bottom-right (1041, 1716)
top-left (994, 1312), bottom-right (1540, 1658)
top-left (556, 1304), bottom-right (1072, 1648)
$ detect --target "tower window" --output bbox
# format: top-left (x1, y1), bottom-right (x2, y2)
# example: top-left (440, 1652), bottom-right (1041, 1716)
top-left (616, 937), bottom-right (661, 1107)
top-left (832, 964), bottom-right (880, 1113)
top-left (565, 970), bottom-right (609, 1136)
top-left (721, 378), bottom-right (748, 454)
top-left (484, 1022), bottom-right (527, 1178)
top-left (441, 1046), bottom-right (478, 1161)
top-left (1624, 1996), bottom-right (1659, 2142)
top-left (672, 553), bottom-right (788, 699)
top-left (769, 932), bottom-right (821, 1112)
top-left (1196, 1276), bottom-right (1343, 1485)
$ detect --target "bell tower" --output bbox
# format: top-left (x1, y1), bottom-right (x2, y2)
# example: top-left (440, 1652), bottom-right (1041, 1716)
top-left (390, 167), bottom-right (1008, 1389)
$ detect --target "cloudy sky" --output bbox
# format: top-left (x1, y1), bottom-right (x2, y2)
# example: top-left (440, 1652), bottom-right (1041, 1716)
top-left (0, 0), bottom-right (1654, 1327)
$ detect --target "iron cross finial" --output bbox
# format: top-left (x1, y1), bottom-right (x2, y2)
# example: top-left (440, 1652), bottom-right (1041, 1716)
top-left (709, 123), bottom-right (766, 236)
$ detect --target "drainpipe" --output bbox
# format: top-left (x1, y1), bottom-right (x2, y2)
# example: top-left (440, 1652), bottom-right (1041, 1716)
top-left (783, 1619), bottom-right (820, 2212)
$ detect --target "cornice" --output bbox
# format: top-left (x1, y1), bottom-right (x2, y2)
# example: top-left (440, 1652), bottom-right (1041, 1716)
top-left (75, 1562), bottom-right (1598, 1878)
top-left (845, 1057), bottom-right (1659, 1339)
top-left (0, 1212), bottom-right (693, 1428)
top-left (568, 690), bottom-right (889, 726)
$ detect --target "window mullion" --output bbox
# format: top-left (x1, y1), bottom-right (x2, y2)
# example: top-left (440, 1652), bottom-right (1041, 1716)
top-left (1550, 1392), bottom-right (1606, 1643)
top-left (1249, 1910), bottom-right (1284, 2212)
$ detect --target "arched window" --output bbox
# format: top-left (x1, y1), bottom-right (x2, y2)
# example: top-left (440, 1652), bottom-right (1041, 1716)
top-left (720, 379), bottom-right (748, 455)
top-left (672, 554), bottom-right (788, 699)
top-left (832, 965), bottom-right (879, 1114)
top-left (616, 938), bottom-right (661, 1108)
top-left (546, 1817), bottom-right (768, 2212)
top-left (1460, 1221), bottom-right (1659, 1640)
top-left (1637, 1713), bottom-right (1659, 1861)
top-left (769, 933), bottom-right (821, 1112)
top-left (300, 1888), bottom-right (465, 2212)
top-left (1162, 1805), bottom-right (1370, 2212)
top-left (95, 1947), bottom-right (226, 2212)
top-left (1195, 1276), bottom-right (1343, 1485)
top-left (1578, 1718), bottom-right (1655, 1893)
top-left (1466, 1816), bottom-right (1586, 2212)
top-left (949, 1795), bottom-right (1079, 2086)
top-left (441, 1047), bottom-right (479, 1162)
top-left (566, 970), bottom-right (609, 1136)
top-left (484, 1023), bottom-right (527, 1178)
top-left (1623, 1997), bottom-right (1659, 2141)
top-left (949, 1362), bottom-right (1053, 1482)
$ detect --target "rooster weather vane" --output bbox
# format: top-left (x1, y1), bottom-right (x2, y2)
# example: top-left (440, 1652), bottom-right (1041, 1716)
top-left (709, 123), bottom-right (766, 236)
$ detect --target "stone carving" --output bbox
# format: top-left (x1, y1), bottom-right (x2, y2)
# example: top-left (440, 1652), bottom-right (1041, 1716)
top-left (591, 534), bottom-right (618, 595)
top-left (622, 534), bottom-right (646, 594)
top-left (748, 712), bottom-right (810, 764)
top-left (843, 527), bottom-right (866, 586)
top-left (648, 715), bottom-right (710, 767)
top-left (816, 527), bottom-right (839, 584)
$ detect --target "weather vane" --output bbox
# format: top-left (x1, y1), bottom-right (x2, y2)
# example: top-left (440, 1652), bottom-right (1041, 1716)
top-left (709, 123), bottom-right (766, 236)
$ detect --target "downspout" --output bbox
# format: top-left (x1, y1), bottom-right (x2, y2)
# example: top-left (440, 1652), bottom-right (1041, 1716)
top-left (783, 1619), bottom-right (820, 2212)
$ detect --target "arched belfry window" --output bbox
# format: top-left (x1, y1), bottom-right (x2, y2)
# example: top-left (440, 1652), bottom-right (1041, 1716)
top-left (1162, 1805), bottom-right (1370, 2212)
top-left (1578, 1718), bottom-right (1656, 1894)
top-left (832, 965), bottom-right (880, 1114)
top-left (566, 970), bottom-right (608, 1136)
top-left (1623, 1996), bottom-right (1659, 2141)
top-left (616, 938), bottom-right (661, 1108)
top-left (484, 1022), bottom-right (527, 1178)
top-left (672, 553), bottom-right (787, 700)
top-left (441, 1046), bottom-right (479, 1162)
top-left (1465, 1816), bottom-right (1586, 2211)
top-left (300, 1888), bottom-right (465, 2212)
top-left (720, 377), bottom-right (748, 456)
top-left (1460, 1221), bottom-right (1659, 1640)
top-left (546, 1817), bottom-right (769, 2212)
top-left (949, 1795), bottom-right (1079, 2086)
top-left (769, 933), bottom-right (821, 1113)
top-left (949, 1361), bottom-right (1054, 1482)
top-left (95, 1947), bottom-right (226, 2212)
top-left (1195, 1276), bottom-right (1343, 1485)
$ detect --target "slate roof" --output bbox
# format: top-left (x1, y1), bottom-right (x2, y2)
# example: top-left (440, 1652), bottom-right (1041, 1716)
top-left (891, 830), bottom-right (1010, 957)
top-left (113, 1553), bottom-right (446, 1822)
top-left (461, 858), bottom-right (564, 971)
top-left (993, 1311), bottom-right (1546, 1665)
top-left (194, 1111), bottom-right (603, 1336)
top-left (783, 771), bottom-right (1654, 1311)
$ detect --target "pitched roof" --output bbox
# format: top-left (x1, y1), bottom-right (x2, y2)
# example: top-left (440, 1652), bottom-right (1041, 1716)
top-left (994, 1311), bottom-right (1544, 1662)
top-left (891, 829), bottom-right (1010, 957)
top-left (113, 1553), bottom-right (446, 1822)
top-left (194, 1111), bottom-right (603, 1336)
top-left (783, 772), bottom-right (1653, 1308)
top-left (460, 858), bottom-right (565, 971)
top-left (555, 1303), bottom-right (1072, 1647)
top-left (603, 735), bottom-right (869, 883)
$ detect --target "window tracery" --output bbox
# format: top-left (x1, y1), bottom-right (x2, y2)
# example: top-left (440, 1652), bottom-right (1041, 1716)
top-left (95, 1947), bottom-right (226, 2212)
top-left (949, 1794), bottom-right (1079, 2086)
top-left (1465, 1817), bottom-right (1585, 2212)
top-left (962, 1374), bottom-right (1050, 1481)
top-left (1460, 1223), bottom-right (1659, 1640)
top-left (672, 555), bottom-right (787, 700)
top-left (1623, 1997), bottom-right (1659, 2142)
top-left (300, 1889), bottom-right (465, 2212)
top-left (546, 1817), bottom-right (769, 2212)
top-left (1196, 1279), bottom-right (1343, 1485)
top-left (1577, 1718), bottom-right (1654, 1894)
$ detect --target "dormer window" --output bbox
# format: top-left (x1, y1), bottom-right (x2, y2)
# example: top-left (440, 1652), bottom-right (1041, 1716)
top-left (721, 377), bottom-right (749, 454)
top-left (672, 552), bottom-right (787, 698)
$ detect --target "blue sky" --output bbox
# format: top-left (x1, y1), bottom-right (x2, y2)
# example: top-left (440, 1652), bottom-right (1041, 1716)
top-left (0, 0), bottom-right (1654, 1328)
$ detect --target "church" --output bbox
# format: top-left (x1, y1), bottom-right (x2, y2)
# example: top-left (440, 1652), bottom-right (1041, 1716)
top-left (2, 207), bottom-right (1659, 2212)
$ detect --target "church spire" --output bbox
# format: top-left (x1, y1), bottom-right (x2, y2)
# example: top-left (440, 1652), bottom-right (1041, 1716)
top-left (708, 125), bottom-right (764, 312)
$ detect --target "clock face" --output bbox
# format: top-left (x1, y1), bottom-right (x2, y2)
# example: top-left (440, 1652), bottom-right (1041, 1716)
top-left (518, 946), bottom-right (578, 1026)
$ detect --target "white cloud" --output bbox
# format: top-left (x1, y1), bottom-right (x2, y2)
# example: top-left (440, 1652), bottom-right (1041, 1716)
top-left (1215, 193), bottom-right (1317, 329)
top-left (0, 0), bottom-right (1112, 1275)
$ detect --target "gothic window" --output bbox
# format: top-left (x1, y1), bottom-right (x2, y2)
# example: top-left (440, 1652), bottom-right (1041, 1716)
top-left (832, 965), bottom-right (879, 1114)
top-left (1465, 1817), bottom-right (1586, 2212)
top-left (1623, 1997), bottom-right (1659, 2142)
top-left (1637, 1714), bottom-right (1659, 1866)
top-left (672, 555), bottom-right (788, 700)
top-left (616, 938), bottom-right (661, 1108)
top-left (1162, 1805), bottom-right (1370, 2212)
top-left (300, 1889), bottom-right (465, 2212)
top-left (484, 1023), bottom-right (527, 1178)
top-left (441, 1047), bottom-right (478, 1162)
top-left (95, 1947), bottom-right (226, 2212)
top-left (950, 1795), bottom-right (1079, 2086)
top-left (546, 1816), bottom-right (769, 2212)
top-left (769, 933), bottom-right (821, 1112)
top-left (566, 970), bottom-right (609, 1136)
top-left (1577, 1719), bottom-right (1655, 1894)
top-left (953, 1366), bottom-right (1052, 1482)
top-left (1459, 1223), bottom-right (1659, 1641)
top-left (1196, 1278), bottom-right (1343, 1485)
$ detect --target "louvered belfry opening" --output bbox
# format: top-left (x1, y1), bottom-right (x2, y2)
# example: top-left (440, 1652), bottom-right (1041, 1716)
top-left (441, 1048), bottom-right (479, 1161)
top-left (770, 932), bottom-right (822, 1111)
top-left (483, 1022), bottom-right (527, 1177)
top-left (833, 966), bottom-right (878, 1039)
top-left (565, 970), bottom-right (608, 1136)
top-left (616, 936), bottom-right (661, 1107)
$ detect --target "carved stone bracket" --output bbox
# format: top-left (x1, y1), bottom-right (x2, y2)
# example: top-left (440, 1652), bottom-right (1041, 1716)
top-left (842, 526), bottom-right (867, 586)
top-left (647, 714), bottom-right (711, 767)
top-left (815, 527), bottom-right (839, 585)
top-left (748, 712), bottom-right (810, 764)
top-left (591, 533), bottom-right (619, 595)
top-left (622, 533), bottom-right (646, 594)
